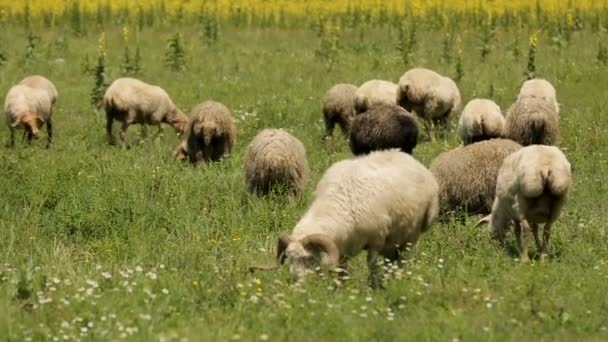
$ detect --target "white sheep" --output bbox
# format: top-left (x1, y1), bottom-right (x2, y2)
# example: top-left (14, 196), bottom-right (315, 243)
top-left (396, 67), bottom-right (461, 141)
top-left (103, 77), bottom-right (188, 146)
top-left (457, 99), bottom-right (505, 145)
top-left (478, 145), bottom-right (572, 262)
top-left (517, 78), bottom-right (559, 115)
top-left (354, 80), bottom-right (398, 114)
top-left (4, 84), bottom-right (54, 147)
top-left (243, 129), bottom-right (309, 196)
top-left (252, 149), bottom-right (439, 288)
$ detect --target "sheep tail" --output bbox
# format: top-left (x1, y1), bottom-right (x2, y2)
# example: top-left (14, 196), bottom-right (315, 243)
top-left (530, 113), bottom-right (546, 144)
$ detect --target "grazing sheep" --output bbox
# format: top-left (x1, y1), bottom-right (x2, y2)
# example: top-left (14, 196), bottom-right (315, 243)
top-left (478, 145), bottom-right (572, 262)
top-left (243, 129), bottom-right (309, 196)
top-left (504, 98), bottom-right (559, 146)
top-left (251, 149), bottom-right (439, 288)
top-left (4, 84), bottom-right (54, 147)
top-left (517, 78), bottom-right (559, 115)
top-left (18, 75), bottom-right (58, 107)
top-left (349, 104), bottom-right (419, 155)
top-left (103, 77), bottom-right (188, 146)
top-left (430, 139), bottom-right (522, 216)
top-left (181, 100), bottom-right (236, 166)
top-left (396, 67), bottom-right (461, 141)
top-left (354, 80), bottom-right (398, 114)
top-left (457, 99), bottom-right (505, 145)
top-left (322, 83), bottom-right (357, 138)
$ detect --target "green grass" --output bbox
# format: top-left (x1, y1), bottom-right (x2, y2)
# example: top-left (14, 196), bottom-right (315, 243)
top-left (1, 21), bottom-right (608, 341)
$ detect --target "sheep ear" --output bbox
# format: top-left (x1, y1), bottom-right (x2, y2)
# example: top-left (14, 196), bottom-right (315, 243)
top-left (277, 234), bottom-right (292, 264)
top-left (475, 214), bottom-right (491, 228)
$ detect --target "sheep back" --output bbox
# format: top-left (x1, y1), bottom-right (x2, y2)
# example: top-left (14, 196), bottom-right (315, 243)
top-left (18, 75), bottom-right (58, 105)
top-left (349, 104), bottom-right (418, 155)
top-left (185, 100), bottom-right (236, 165)
top-left (430, 138), bottom-right (522, 215)
top-left (322, 83), bottom-right (358, 136)
top-left (517, 78), bottom-right (559, 115)
top-left (243, 128), bottom-right (309, 196)
top-left (354, 80), bottom-right (398, 114)
top-left (292, 149), bottom-right (439, 259)
top-left (505, 98), bottom-right (559, 146)
top-left (458, 99), bottom-right (505, 145)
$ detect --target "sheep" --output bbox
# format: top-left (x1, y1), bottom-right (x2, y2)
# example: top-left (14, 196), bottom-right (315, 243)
top-left (517, 78), bottom-right (559, 115)
top-left (322, 83), bottom-right (357, 139)
top-left (504, 97), bottom-right (559, 146)
top-left (179, 100), bottom-right (236, 166)
top-left (457, 99), bottom-right (505, 145)
top-left (396, 67), bottom-right (461, 141)
top-left (243, 129), bottom-right (310, 196)
top-left (477, 145), bottom-right (572, 262)
top-left (251, 149), bottom-right (439, 288)
top-left (18, 75), bottom-right (58, 108)
top-left (4, 84), bottom-right (54, 148)
top-left (430, 138), bottom-right (522, 216)
top-left (354, 80), bottom-right (398, 114)
top-left (349, 103), bottom-right (419, 155)
top-left (103, 77), bottom-right (188, 146)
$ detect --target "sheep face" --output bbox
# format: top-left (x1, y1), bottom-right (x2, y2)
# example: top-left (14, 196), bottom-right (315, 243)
top-left (15, 112), bottom-right (43, 136)
top-left (276, 234), bottom-right (340, 278)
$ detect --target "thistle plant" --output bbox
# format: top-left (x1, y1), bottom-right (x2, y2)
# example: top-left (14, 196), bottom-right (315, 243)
top-left (396, 19), bottom-right (416, 66)
top-left (165, 33), bottom-right (187, 72)
top-left (23, 32), bottom-right (39, 65)
top-left (525, 31), bottom-right (539, 80)
top-left (120, 26), bottom-right (142, 76)
top-left (91, 32), bottom-right (108, 108)
top-left (314, 20), bottom-right (341, 71)
top-left (597, 40), bottom-right (608, 65)
top-left (455, 35), bottom-right (464, 81)
top-left (479, 17), bottom-right (495, 61)
top-left (202, 12), bottom-right (220, 46)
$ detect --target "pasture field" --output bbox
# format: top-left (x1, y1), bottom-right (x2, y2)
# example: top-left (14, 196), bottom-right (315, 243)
top-left (1, 3), bottom-right (608, 341)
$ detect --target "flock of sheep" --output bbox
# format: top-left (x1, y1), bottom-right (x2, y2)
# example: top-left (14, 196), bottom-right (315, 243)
top-left (3, 66), bottom-right (572, 288)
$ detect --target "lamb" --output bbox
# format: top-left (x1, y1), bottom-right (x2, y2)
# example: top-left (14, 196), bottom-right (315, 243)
top-left (478, 145), bottom-right (572, 262)
top-left (504, 97), bottom-right (559, 146)
top-left (251, 149), bottom-right (439, 288)
top-left (354, 80), bottom-right (398, 114)
top-left (103, 77), bottom-right (188, 146)
top-left (396, 67), bottom-right (461, 141)
top-left (349, 103), bottom-right (419, 155)
top-left (4, 84), bottom-right (54, 148)
top-left (430, 138), bottom-right (522, 216)
top-left (517, 78), bottom-right (559, 115)
top-left (457, 99), bottom-right (505, 145)
top-left (322, 83), bottom-right (357, 138)
top-left (243, 129), bottom-right (310, 196)
top-left (178, 100), bottom-right (236, 166)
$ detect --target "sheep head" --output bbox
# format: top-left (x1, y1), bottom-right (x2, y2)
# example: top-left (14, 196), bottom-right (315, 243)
top-left (15, 112), bottom-right (44, 136)
top-left (165, 109), bottom-right (188, 133)
top-left (280, 234), bottom-right (340, 277)
top-left (173, 141), bottom-right (188, 161)
top-left (250, 234), bottom-right (340, 277)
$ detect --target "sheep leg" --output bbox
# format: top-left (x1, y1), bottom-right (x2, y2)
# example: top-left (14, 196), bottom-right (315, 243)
top-left (46, 117), bottom-right (53, 148)
top-left (323, 118), bottom-right (335, 139)
top-left (140, 124), bottom-right (148, 139)
top-left (441, 116), bottom-right (451, 143)
top-left (424, 119), bottom-right (434, 142)
top-left (514, 220), bottom-right (531, 262)
top-left (119, 122), bottom-right (130, 148)
top-left (531, 223), bottom-right (542, 258)
top-left (540, 222), bottom-right (553, 261)
top-left (106, 114), bottom-right (115, 145)
top-left (26, 130), bottom-right (34, 144)
top-left (367, 250), bottom-right (382, 289)
top-left (8, 127), bottom-right (15, 147)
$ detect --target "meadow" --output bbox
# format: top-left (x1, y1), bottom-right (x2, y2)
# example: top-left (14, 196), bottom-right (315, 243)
top-left (1, 3), bottom-right (608, 341)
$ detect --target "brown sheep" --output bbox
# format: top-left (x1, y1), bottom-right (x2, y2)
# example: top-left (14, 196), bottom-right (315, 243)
top-left (321, 83), bottom-right (357, 138)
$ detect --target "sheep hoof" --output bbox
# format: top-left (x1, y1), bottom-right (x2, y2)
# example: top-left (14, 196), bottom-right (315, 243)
top-left (538, 253), bottom-right (549, 262)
